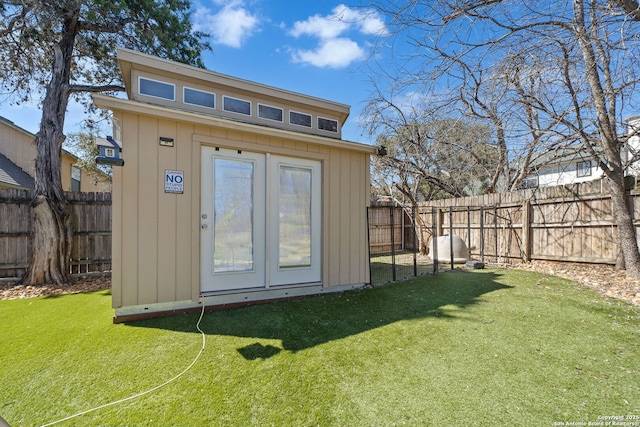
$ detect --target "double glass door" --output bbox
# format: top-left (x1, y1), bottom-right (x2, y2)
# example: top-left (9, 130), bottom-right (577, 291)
top-left (200, 147), bottom-right (321, 292)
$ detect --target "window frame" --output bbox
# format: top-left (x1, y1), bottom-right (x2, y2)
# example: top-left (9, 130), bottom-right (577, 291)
top-left (222, 95), bottom-right (252, 116)
top-left (257, 103), bottom-right (284, 122)
top-left (317, 116), bottom-right (339, 133)
top-left (138, 76), bottom-right (176, 101)
top-left (576, 160), bottom-right (592, 177)
top-left (183, 86), bottom-right (216, 110)
top-left (289, 110), bottom-right (312, 128)
top-left (71, 165), bottom-right (81, 192)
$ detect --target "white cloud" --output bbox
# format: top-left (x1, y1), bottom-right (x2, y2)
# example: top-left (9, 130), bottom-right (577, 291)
top-left (292, 38), bottom-right (365, 69)
top-left (193, 2), bottom-right (259, 48)
top-left (289, 4), bottom-right (387, 39)
top-left (288, 4), bottom-right (387, 69)
top-left (332, 5), bottom-right (388, 36)
top-left (289, 13), bottom-right (349, 39)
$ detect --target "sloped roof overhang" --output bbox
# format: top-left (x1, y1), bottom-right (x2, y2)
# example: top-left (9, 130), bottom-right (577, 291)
top-left (93, 94), bottom-right (377, 155)
top-left (116, 48), bottom-right (351, 127)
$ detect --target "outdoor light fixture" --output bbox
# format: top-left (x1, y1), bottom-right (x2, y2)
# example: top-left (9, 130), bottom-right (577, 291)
top-left (159, 136), bottom-right (174, 147)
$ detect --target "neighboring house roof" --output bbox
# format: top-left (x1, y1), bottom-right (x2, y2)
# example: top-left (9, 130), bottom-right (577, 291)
top-left (527, 144), bottom-right (597, 170)
top-left (0, 153), bottom-right (35, 190)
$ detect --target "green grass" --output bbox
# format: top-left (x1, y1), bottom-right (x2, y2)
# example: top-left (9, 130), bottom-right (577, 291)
top-left (1, 268), bottom-right (640, 426)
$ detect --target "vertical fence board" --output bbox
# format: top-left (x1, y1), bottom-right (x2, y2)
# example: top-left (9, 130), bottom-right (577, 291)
top-left (0, 189), bottom-right (112, 278)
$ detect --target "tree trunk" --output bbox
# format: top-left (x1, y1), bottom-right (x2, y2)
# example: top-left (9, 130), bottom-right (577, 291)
top-left (572, 0), bottom-right (640, 278)
top-left (412, 208), bottom-right (430, 255)
top-left (21, 12), bottom-right (79, 285)
top-left (22, 195), bottom-right (72, 285)
top-left (21, 98), bottom-right (74, 285)
top-left (608, 177), bottom-right (640, 277)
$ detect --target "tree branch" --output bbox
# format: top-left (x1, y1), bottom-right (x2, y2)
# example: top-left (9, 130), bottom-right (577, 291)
top-left (609, 0), bottom-right (640, 21)
top-left (68, 84), bottom-right (125, 93)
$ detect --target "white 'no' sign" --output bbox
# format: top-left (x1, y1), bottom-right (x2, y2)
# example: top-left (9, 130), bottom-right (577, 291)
top-left (164, 169), bottom-right (184, 194)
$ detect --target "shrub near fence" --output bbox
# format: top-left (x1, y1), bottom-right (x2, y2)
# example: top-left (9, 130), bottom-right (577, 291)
top-left (0, 188), bottom-right (112, 279)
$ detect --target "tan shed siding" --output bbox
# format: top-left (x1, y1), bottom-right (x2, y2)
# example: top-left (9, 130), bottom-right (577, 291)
top-left (111, 162), bottom-right (123, 308)
top-left (364, 155), bottom-right (371, 283)
top-left (136, 115), bottom-right (160, 304)
top-left (338, 150), bottom-right (351, 285)
top-left (156, 120), bottom-right (178, 303)
top-left (324, 148), bottom-right (370, 287)
top-left (115, 115), bottom-right (199, 308)
top-left (111, 109), bottom-right (371, 309)
top-left (349, 152), bottom-right (362, 284)
top-left (176, 122), bottom-right (197, 302)
top-left (119, 113), bottom-right (140, 307)
top-left (327, 147), bottom-right (342, 286)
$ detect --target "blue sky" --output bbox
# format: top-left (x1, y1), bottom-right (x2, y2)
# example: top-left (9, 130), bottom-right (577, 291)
top-left (0, 1), bottom-right (390, 145)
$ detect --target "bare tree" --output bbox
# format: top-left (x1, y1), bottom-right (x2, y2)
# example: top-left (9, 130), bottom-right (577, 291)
top-left (368, 105), bottom-right (498, 253)
top-left (363, 0), bottom-right (640, 276)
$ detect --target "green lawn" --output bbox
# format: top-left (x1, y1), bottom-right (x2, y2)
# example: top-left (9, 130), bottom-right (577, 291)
top-left (1, 268), bottom-right (639, 426)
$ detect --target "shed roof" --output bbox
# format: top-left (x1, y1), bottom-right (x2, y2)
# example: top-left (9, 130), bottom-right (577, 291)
top-left (93, 93), bottom-right (377, 154)
top-left (116, 48), bottom-right (351, 126)
top-left (0, 153), bottom-right (34, 190)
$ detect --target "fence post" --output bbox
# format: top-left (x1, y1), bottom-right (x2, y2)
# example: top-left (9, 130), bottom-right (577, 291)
top-left (480, 206), bottom-right (485, 262)
top-left (390, 207), bottom-right (396, 282)
top-left (366, 207), bottom-right (372, 284)
top-left (412, 206), bottom-right (418, 277)
top-left (432, 207), bottom-right (438, 273)
top-left (449, 206), bottom-right (454, 269)
top-left (521, 200), bottom-right (531, 262)
top-left (494, 206), bottom-right (498, 263)
top-left (467, 206), bottom-right (471, 259)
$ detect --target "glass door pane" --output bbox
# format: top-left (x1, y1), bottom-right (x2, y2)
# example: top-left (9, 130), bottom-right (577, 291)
top-left (279, 166), bottom-right (312, 268)
top-left (214, 158), bottom-right (255, 273)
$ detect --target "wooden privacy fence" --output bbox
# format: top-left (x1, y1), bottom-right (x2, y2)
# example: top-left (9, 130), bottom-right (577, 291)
top-left (367, 205), bottom-right (416, 255)
top-left (372, 180), bottom-right (637, 265)
top-left (0, 189), bottom-right (112, 278)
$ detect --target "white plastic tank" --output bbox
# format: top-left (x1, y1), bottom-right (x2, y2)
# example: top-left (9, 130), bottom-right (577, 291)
top-left (431, 234), bottom-right (469, 263)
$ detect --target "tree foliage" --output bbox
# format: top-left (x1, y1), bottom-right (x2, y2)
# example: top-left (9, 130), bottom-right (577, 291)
top-left (0, 0), bottom-right (209, 285)
top-left (372, 118), bottom-right (497, 202)
top-left (66, 131), bottom-right (112, 182)
top-left (0, 0), bottom-right (207, 105)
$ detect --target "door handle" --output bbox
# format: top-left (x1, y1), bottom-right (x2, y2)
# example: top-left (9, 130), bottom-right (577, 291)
top-left (201, 224), bottom-right (208, 230)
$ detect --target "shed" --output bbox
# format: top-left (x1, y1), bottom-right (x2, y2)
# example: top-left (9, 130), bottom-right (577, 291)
top-left (93, 48), bottom-right (377, 322)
